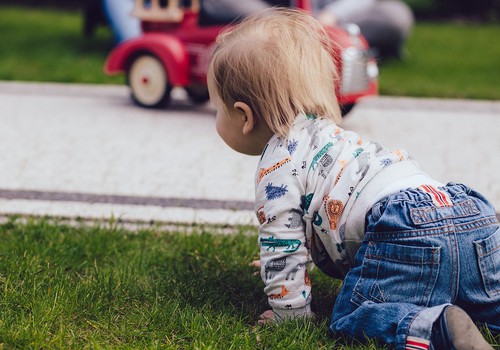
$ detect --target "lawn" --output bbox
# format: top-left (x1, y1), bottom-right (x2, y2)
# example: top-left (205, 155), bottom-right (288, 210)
top-left (0, 218), bottom-right (498, 349)
top-left (0, 5), bottom-right (499, 99)
top-left (0, 217), bottom-right (369, 349)
top-left (0, 6), bottom-right (121, 85)
top-left (379, 21), bottom-right (500, 100)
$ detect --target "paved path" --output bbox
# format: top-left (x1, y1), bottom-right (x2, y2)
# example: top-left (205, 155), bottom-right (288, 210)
top-left (0, 81), bottom-right (499, 227)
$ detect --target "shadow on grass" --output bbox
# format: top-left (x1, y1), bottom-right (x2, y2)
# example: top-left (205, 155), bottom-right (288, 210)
top-left (0, 218), bottom-right (392, 349)
top-left (0, 217), bottom-right (341, 327)
top-left (144, 228), bottom-right (342, 324)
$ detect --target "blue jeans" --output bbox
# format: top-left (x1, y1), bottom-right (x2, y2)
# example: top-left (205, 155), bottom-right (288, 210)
top-left (103, 0), bottom-right (141, 43)
top-left (330, 183), bottom-right (500, 350)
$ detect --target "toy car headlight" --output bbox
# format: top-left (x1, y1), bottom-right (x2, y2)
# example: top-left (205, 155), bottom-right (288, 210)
top-left (340, 24), bottom-right (378, 95)
top-left (340, 46), bottom-right (377, 95)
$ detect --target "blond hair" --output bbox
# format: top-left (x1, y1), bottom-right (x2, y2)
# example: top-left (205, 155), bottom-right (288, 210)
top-left (207, 8), bottom-right (342, 138)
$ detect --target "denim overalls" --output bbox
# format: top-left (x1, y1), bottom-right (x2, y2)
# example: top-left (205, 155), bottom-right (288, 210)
top-left (330, 183), bottom-right (500, 350)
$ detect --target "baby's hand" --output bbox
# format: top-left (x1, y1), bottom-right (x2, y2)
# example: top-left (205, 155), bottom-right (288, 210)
top-left (250, 259), bottom-right (261, 268)
top-left (250, 259), bottom-right (261, 276)
top-left (258, 309), bottom-right (276, 325)
top-left (258, 309), bottom-right (317, 326)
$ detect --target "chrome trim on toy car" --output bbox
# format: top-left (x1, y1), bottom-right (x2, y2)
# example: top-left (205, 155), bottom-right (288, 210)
top-left (341, 47), bottom-right (371, 94)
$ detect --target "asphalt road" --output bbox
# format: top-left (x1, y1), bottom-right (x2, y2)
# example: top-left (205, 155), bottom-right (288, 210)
top-left (0, 81), bottom-right (499, 227)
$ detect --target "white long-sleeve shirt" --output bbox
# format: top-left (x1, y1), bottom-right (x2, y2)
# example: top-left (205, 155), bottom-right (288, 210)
top-left (255, 113), bottom-right (436, 319)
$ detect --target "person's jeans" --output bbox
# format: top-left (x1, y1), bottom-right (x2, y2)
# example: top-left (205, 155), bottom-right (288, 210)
top-left (330, 183), bottom-right (500, 350)
top-left (103, 0), bottom-right (141, 43)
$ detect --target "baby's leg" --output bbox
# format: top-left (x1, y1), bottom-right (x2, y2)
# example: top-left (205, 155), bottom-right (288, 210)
top-left (330, 183), bottom-right (499, 349)
top-left (329, 240), bottom-right (449, 349)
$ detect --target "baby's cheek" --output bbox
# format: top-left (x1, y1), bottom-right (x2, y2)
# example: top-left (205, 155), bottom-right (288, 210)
top-left (215, 117), bottom-right (225, 139)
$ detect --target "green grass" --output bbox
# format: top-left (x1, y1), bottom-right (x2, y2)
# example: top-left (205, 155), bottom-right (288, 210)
top-left (379, 21), bottom-right (500, 99)
top-left (0, 217), bottom-right (350, 349)
top-left (0, 218), bottom-right (498, 349)
top-left (1, 5), bottom-right (499, 99)
top-left (0, 6), bottom-right (121, 84)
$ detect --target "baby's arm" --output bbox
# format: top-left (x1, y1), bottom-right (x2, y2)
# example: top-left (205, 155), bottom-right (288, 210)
top-left (255, 159), bottom-right (312, 322)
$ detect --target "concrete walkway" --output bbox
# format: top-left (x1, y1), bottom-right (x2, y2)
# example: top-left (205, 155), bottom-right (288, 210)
top-left (0, 81), bottom-right (499, 227)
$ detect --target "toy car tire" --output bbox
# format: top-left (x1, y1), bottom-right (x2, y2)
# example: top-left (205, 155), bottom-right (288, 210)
top-left (127, 54), bottom-right (172, 108)
top-left (341, 103), bottom-right (354, 117)
top-left (185, 85), bottom-right (210, 105)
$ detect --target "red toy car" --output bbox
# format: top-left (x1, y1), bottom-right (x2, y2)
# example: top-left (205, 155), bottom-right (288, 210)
top-left (104, 0), bottom-right (378, 113)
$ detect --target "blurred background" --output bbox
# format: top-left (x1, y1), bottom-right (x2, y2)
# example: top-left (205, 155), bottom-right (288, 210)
top-left (0, 0), bottom-right (499, 100)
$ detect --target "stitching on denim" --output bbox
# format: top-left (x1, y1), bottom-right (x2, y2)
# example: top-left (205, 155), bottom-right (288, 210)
top-left (350, 260), bottom-right (368, 307)
top-left (455, 217), bottom-right (498, 233)
top-left (349, 290), bottom-right (364, 306)
top-left (410, 199), bottom-right (479, 225)
top-left (365, 254), bottom-right (436, 265)
top-left (419, 248), bottom-right (440, 306)
top-left (475, 229), bottom-right (500, 296)
top-left (404, 311), bottom-right (421, 349)
top-left (415, 250), bottom-right (425, 304)
top-left (479, 251), bottom-right (500, 296)
top-left (369, 261), bottom-right (387, 303)
top-left (450, 230), bottom-right (459, 303)
top-left (366, 217), bottom-right (498, 242)
top-left (477, 244), bottom-right (500, 258)
top-left (378, 283), bottom-right (387, 303)
top-left (369, 283), bottom-right (386, 303)
top-left (351, 244), bottom-right (378, 306)
top-left (366, 225), bottom-right (455, 240)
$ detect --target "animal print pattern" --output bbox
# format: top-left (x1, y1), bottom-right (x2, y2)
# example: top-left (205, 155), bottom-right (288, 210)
top-left (254, 113), bottom-right (419, 319)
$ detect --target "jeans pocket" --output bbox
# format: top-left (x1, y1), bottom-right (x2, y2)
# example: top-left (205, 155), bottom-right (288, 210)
top-left (350, 241), bottom-right (441, 307)
top-left (474, 227), bottom-right (500, 298)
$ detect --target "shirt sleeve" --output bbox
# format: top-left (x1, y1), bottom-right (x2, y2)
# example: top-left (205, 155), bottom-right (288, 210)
top-left (255, 151), bottom-right (313, 320)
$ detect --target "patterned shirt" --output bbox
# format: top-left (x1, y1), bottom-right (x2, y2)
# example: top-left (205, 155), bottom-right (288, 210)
top-left (255, 113), bottom-right (424, 319)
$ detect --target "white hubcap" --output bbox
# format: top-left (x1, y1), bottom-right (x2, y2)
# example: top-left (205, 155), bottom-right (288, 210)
top-left (129, 55), bottom-right (167, 106)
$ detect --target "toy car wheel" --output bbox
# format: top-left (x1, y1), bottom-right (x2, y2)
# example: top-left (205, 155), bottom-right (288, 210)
top-left (186, 85), bottom-right (210, 104)
top-left (127, 54), bottom-right (172, 108)
top-left (341, 103), bottom-right (354, 117)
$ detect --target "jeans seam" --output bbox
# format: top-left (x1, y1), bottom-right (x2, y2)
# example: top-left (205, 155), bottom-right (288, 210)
top-left (449, 227), bottom-right (459, 303)
top-left (366, 225), bottom-right (454, 241)
top-left (420, 248), bottom-right (440, 306)
top-left (455, 217), bottom-right (498, 233)
top-left (410, 199), bottom-right (480, 225)
top-left (366, 220), bottom-right (498, 242)
top-left (400, 310), bottom-right (421, 350)
top-left (474, 228), bottom-right (500, 297)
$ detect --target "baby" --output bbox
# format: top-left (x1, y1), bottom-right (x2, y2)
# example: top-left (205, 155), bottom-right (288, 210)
top-left (207, 8), bottom-right (498, 350)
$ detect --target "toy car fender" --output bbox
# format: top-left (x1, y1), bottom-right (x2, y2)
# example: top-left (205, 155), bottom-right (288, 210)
top-left (104, 32), bottom-right (189, 86)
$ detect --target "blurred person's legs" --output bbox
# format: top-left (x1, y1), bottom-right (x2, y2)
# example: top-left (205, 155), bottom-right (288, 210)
top-left (314, 0), bottom-right (413, 59)
top-left (200, 0), bottom-right (270, 25)
top-left (103, 0), bottom-right (142, 43)
top-left (354, 0), bottom-right (414, 59)
top-left (84, 0), bottom-right (108, 38)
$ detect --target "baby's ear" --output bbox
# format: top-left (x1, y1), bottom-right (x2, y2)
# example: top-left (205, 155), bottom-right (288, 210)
top-left (234, 101), bottom-right (255, 135)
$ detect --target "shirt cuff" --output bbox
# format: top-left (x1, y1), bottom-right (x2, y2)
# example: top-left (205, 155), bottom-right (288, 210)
top-left (273, 304), bottom-right (313, 321)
